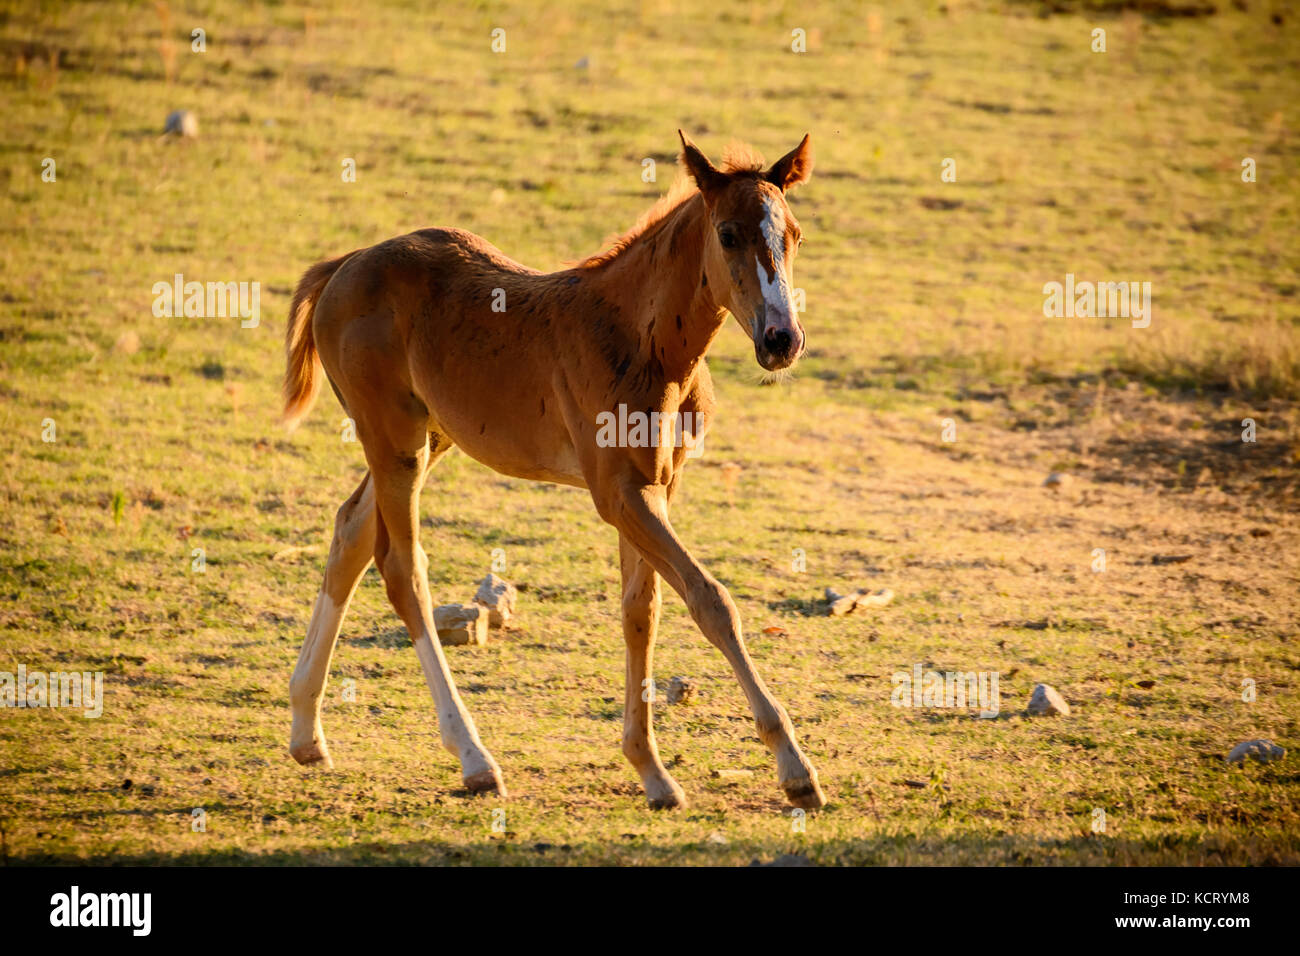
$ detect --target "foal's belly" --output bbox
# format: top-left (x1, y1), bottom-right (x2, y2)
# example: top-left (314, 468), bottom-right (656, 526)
top-left (421, 382), bottom-right (589, 490)
top-left (456, 433), bottom-right (588, 489)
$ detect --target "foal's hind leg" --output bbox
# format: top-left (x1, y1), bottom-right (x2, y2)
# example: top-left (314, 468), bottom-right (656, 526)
top-left (364, 424), bottom-right (506, 796)
top-left (290, 473), bottom-right (376, 767)
top-left (619, 534), bottom-right (688, 809)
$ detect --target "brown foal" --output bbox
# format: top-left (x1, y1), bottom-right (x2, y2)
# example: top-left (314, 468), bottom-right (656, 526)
top-left (284, 131), bottom-right (825, 809)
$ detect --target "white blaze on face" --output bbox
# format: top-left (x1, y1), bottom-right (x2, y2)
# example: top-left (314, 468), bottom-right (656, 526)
top-left (756, 196), bottom-right (794, 330)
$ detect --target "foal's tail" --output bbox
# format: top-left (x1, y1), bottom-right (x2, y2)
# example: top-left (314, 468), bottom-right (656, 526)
top-left (282, 250), bottom-right (360, 430)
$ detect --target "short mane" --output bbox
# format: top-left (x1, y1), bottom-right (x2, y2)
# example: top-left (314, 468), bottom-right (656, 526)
top-left (576, 175), bottom-right (698, 269)
top-left (719, 141), bottom-right (766, 173)
top-left (576, 142), bottom-right (767, 269)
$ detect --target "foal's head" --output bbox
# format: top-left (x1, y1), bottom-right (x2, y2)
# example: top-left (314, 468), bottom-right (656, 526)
top-left (679, 131), bottom-right (814, 372)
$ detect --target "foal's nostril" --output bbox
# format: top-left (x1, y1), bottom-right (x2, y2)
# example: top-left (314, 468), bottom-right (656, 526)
top-left (765, 327), bottom-right (793, 355)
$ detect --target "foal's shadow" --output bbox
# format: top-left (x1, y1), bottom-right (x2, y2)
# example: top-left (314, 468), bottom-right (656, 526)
top-left (765, 596), bottom-right (826, 618)
top-left (343, 627), bottom-right (409, 649)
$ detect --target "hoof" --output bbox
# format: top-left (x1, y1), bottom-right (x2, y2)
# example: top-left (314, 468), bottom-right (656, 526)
top-left (782, 777), bottom-right (826, 810)
top-left (290, 741), bottom-right (333, 768)
top-left (464, 768), bottom-right (507, 797)
top-left (647, 788), bottom-right (688, 811)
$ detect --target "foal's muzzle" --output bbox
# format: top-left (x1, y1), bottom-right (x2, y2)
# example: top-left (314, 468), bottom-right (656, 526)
top-left (756, 323), bottom-right (804, 371)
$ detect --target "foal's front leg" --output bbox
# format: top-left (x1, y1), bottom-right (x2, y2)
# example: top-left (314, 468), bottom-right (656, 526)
top-left (609, 480), bottom-right (826, 809)
top-left (619, 535), bottom-right (688, 809)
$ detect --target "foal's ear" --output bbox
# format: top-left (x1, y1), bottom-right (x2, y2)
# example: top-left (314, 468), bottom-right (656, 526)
top-left (678, 130), bottom-right (728, 200)
top-left (765, 134), bottom-right (814, 192)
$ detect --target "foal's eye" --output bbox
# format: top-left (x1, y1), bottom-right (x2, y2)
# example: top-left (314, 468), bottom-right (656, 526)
top-left (718, 229), bottom-right (738, 250)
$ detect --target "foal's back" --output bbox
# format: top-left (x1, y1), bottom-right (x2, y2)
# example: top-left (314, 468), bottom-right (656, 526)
top-left (311, 228), bottom-right (609, 486)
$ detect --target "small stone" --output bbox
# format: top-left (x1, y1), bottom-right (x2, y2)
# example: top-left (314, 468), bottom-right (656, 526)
top-left (164, 110), bottom-right (199, 137)
top-left (826, 586), bottom-right (893, 616)
top-left (855, 588), bottom-right (894, 609)
top-left (666, 676), bottom-right (694, 704)
top-left (113, 330), bottom-right (140, 355)
top-left (473, 573), bottom-right (517, 628)
top-left (826, 587), bottom-right (856, 616)
top-left (1027, 683), bottom-right (1070, 716)
top-left (1043, 472), bottom-right (1071, 491)
top-left (433, 603), bottom-right (487, 646)
top-left (720, 462), bottom-right (742, 499)
top-left (1226, 739), bottom-right (1285, 765)
top-left (705, 831), bottom-right (728, 845)
top-left (711, 769), bottom-right (753, 781)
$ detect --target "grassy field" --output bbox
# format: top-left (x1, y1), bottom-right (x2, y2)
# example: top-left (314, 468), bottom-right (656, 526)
top-left (1, 0), bottom-right (1298, 865)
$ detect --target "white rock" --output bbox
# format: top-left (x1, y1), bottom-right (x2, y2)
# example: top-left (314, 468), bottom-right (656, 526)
top-left (473, 573), bottom-right (517, 627)
top-left (1027, 683), bottom-right (1070, 716)
top-left (711, 769), bottom-right (753, 780)
top-left (1226, 739), bottom-right (1285, 765)
top-left (1043, 472), bottom-right (1072, 491)
top-left (826, 586), bottom-right (893, 616)
top-left (856, 588), bottom-right (894, 609)
top-left (164, 110), bottom-right (199, 137)
top-left (113, 330), bottom-right (140, 355)
top-left (666, 676), bottom-right (694, 704)
top-left (825, 587), bottom-right (855, 616)
top-left (433, 603), bottom-right (487, 646)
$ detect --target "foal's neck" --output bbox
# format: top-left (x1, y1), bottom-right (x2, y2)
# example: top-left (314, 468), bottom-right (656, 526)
top-left (587, 193), bottom-right (727, 385)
